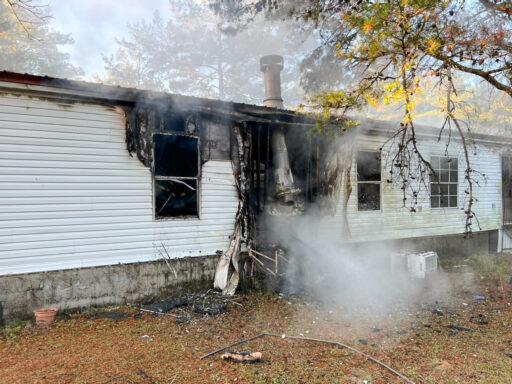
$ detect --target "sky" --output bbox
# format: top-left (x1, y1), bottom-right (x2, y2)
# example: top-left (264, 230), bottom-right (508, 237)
top-left (39, 0), bottom-right (307, 106)
top-left (47, 0), bottom-right (172, 79)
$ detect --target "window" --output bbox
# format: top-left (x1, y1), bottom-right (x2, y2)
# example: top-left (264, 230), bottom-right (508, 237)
top-left (430, 156), bottom-right (458, 208)
top-left (153, 133), bottom-right (199, 218)
top-left (357, 151), bottom-right (381, 211)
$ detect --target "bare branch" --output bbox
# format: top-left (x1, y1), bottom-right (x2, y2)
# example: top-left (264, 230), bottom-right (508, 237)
top-left (442, 71), bottom-right (482, 234)
top-left (427, 49), bottom-right (512, 98)
top-left (5, 0), bottom-right (49, 39)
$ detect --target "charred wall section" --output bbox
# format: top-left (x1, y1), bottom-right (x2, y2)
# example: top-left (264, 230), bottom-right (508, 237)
top-left (124, 105), bottom-right (234, 169)
top-left (245, 123), bottom-right (326, 215)
top-left (121, 97), bottom-right (323, 239)
top-left (123, 102), bottom-right (238, 220)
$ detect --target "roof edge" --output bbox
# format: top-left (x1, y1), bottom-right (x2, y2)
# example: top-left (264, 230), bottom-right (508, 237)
top-left (0, 71), bottom-right (510, 145)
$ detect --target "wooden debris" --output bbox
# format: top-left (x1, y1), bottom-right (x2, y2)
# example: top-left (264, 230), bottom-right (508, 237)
top-left (221, 351), bottom-right (262, 363)
top-left (200, 332), bottom-right (416, 384)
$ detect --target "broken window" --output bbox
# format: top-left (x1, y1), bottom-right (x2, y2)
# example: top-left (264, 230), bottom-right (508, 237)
top-left (430, 156), bottom-right (458, 208)
top-left (356, 151), bottom-right (381, 211)
top-left (153, 133), bottom-right (199, 218)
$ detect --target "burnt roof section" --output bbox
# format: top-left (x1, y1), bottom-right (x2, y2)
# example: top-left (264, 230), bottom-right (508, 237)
top-left (0, 71), bottom-right (315, 127)
top-left (1, 71), bottom-right (511, 145)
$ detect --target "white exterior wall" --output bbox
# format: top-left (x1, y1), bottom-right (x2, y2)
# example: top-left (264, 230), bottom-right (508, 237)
top-left (0, 92), bottom-right (239, 275)
top-left (329, 132), bottom-right (503, 242)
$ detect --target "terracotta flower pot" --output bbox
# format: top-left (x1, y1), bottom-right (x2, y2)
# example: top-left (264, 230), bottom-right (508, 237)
top-left (34, 307), bottom-right (58, 326)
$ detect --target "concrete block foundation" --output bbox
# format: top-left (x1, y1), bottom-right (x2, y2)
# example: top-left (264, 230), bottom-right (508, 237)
top-left (397, 230), bottom-right (498, 258)
top-left (0, 255), bottom-right (219, 322)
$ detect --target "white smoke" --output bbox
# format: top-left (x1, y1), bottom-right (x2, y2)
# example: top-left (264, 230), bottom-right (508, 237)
top-left (266, 211), bottom-right (452, 314)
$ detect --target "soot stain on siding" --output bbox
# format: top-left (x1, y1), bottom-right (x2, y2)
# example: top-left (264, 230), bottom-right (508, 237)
top-left (123, 105), bottom-right (209, 169)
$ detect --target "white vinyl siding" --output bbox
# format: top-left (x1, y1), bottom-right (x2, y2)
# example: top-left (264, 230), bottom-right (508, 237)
top-left (328, 132), bottom-right (503, 242)
top-left (0, 92), bottom-right (239, 275)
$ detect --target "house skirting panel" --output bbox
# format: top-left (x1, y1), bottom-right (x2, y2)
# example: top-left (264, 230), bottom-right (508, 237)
top-left (0, 255), bottom-right (218, 323)
top-left (353, 230), bottom-right (499, 258)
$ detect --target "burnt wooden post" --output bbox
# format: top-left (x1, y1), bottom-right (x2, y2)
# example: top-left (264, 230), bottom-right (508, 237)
top-left (264, 124), bottom-right (270, 206)
top-left (256, 124), bottom-right (261, 212)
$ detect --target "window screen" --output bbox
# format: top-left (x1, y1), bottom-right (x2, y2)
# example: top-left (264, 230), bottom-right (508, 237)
top-left (430, 156), bottom-right (458, 208)
top-left (357, 151), bottom-right (381, 211)
top-left (153, 133), bottom-right (199, 218)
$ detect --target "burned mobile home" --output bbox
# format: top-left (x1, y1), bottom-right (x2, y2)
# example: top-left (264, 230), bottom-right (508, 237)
top-left (0, 58), bottom-right (318, 320)
top-left (0, 55), bottom-right (511, 320)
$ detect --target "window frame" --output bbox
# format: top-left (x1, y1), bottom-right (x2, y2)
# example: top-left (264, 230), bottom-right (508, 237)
top-left (152, 132), bottom-right (201, 220)
top-left (356, 150), bottom-right (382, 212)
top-left (430, 155), bottom-right (458, 209)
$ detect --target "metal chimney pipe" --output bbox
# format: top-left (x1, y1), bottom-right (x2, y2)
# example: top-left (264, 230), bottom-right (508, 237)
top-left (260, 55), bottom-right (284, 109)
top-left (260, 55), bottom-right (299, 204)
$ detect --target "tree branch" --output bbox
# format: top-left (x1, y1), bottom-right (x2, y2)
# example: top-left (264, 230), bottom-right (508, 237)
top-left (427, 49), bottom-right (512, 98)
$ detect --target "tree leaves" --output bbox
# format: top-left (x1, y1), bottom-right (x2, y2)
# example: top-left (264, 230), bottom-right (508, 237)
top-left (0, 1), bottom-right (82, 78)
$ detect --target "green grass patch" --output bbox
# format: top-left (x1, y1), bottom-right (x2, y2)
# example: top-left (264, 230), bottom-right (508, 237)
top-left (439, 255), bottom-right (469, 271)
top-left (466, 253), bottom-right (512, 281)
top-left (0, 320), bottom-right (30, 340)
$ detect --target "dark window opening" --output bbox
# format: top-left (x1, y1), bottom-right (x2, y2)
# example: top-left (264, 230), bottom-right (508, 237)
top-left (358, 183), bottom-right (380, 211)
top-left (163, 112), bottom-right (186, 132)
top-left (357, 151), bottom-right (381, 211)
top-left (154, 134), bottom-right (198, 177)
top-left (153, 133), bottom-right (199, 218)
top-left (155, 180), bottom-right (198, 217)
top-left (430, 156), bottom-right (458, 208)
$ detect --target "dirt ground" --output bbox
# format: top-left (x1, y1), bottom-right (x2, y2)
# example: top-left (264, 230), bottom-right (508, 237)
top-left (1, 265), bottom-right (511, 383)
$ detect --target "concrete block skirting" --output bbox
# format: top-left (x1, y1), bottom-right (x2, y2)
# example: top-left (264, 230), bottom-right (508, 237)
top-left (395, 230), bottom-right (498, 258)
top-left (0, 255), bottom-right (219, 322)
